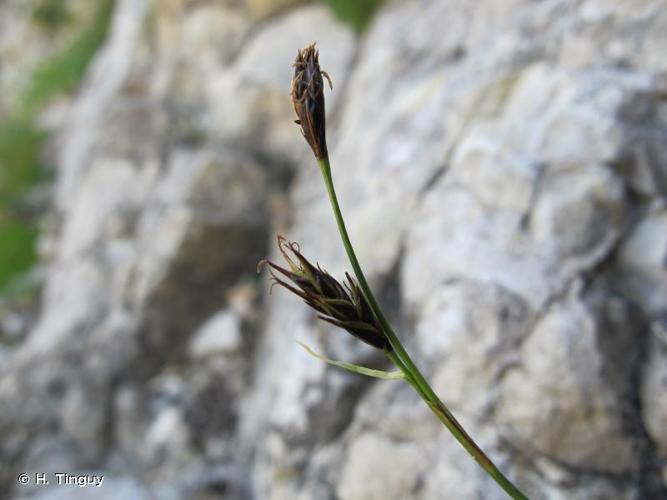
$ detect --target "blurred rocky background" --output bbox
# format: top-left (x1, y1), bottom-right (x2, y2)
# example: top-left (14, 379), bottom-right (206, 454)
top-left (0, 0), bottom-right (666, 498)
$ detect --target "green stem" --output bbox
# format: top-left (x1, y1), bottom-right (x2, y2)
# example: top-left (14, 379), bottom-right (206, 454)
top-left (317, 158), bottom-right (529, 500)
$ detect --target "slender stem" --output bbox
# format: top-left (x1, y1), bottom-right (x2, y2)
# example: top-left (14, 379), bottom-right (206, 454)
top-left (317, 158), bottom-right (529, 500)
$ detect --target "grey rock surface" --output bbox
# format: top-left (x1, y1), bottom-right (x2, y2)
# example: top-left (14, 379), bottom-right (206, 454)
top-left (1, 0), bottom-right (667, 499)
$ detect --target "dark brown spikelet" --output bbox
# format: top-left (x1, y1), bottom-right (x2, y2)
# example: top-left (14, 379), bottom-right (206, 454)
top-left (291, 43), bottom-right (332, 160)
top-left (258, 236), bottom-right (391, 352)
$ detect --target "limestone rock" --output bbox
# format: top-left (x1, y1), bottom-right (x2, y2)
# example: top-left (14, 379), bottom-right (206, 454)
top-left (617, 210), bottom-right (667, 314)
top-left (414, 281), bottom-right (533, 418)
top-left (338, 433), bottom-right (423, 500)
top-left (495, 292), bottom-right (639, 473)
top-left (189, 310), bottom-right (242, 359)
top-left (642, 319), bottom-right (667, 456)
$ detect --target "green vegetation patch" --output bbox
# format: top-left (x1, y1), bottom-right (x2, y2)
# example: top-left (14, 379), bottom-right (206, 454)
top-left (0, 216), bottom-right (39, 289)
top-left (0, 118), bottom-right (47, 203)
top-left (0, 0), bottom-right (114, 291)
top-left (21, 0), bottom-right (115, 115)
top-left (322, 0), bottom-right (384, 32)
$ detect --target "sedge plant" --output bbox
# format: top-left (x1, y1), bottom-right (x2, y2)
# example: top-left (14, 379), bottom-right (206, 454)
top-left (258, 43), bottom-right (529, 500)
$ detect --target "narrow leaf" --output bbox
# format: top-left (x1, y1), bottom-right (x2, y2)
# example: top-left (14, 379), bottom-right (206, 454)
top-left (297, 341), bottom-right (404, 380)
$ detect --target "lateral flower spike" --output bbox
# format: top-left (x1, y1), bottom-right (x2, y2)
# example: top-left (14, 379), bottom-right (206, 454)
top-left (257, 236), bottom-right (391, 352)
top-left (297, 342), bottom-right (404, 380)
top-left (291, 42), bottom-right (332, 160)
